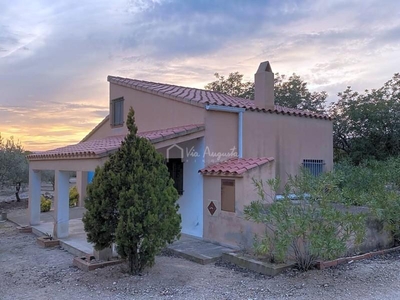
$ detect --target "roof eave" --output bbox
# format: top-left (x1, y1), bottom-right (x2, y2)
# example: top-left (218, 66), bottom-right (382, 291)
top-left (108, 77), bottom-right (205, 109)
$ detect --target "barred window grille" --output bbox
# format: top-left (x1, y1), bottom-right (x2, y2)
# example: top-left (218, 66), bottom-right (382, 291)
top-left (302, 159), bottom-right (325, 177)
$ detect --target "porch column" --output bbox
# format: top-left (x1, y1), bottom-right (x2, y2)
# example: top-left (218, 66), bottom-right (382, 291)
top-left (54, 170), bottom-right (70, 238)
top-left (76, 171), bottom-right (88, 207)
top-left (28, 168), bottom-right (41, 226)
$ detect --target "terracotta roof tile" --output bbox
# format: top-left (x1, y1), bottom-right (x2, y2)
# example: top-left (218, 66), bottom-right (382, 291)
top-left (199, 157), bottom-right (274, 176)
top-left (28, 124), bottom-right (204, 161)
top-left (107, 76), bottom-right (330, 120)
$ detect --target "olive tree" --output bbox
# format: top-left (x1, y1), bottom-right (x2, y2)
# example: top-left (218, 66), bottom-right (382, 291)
top-left (0, 134), bottom-right (28, 201)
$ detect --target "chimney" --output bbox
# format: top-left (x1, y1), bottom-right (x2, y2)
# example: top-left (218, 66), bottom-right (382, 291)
top-left (254, 61), bottom-right (274, 110)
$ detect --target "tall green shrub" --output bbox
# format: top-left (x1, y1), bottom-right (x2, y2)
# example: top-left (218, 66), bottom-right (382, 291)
top-left (244, 170), bottom-right (366, 271)
top-left (333, 158), bottom-right (400, 243)
top-left (83, 107), bottom-right (181, 274)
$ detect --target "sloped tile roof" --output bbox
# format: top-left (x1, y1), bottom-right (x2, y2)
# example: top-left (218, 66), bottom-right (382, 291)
top-left (108, 76), bottom-right (330, 120)
top-left (28, 124), bottom-right (204, 160)
top-left (199, 157), bottom-right (274, 176)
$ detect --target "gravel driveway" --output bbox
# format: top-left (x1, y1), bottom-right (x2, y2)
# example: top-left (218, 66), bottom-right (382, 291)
top-left (1, 221), bottom-right (400, 300)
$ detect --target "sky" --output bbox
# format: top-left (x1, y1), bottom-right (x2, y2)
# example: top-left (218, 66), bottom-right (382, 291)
top-left (1, 0), bottom-right (399, 151)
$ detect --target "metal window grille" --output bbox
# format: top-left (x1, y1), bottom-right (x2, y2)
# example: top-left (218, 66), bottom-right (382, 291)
top-left (302, 159), bottom-right (325, 177)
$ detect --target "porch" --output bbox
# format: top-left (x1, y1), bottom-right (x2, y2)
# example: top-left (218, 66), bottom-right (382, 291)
top-left (26, 124), bottom-right (206, 239)
top-left (7, 207), bottom-right (236, 264)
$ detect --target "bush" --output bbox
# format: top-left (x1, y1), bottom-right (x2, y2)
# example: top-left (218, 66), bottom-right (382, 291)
top-left (69, 186), bottom-right (79, 207)
top-left (40, 196), bottom-right (51, 212)
top-left (244, 170), bottom-right (366, 271)
top-left (333, 157), bottom-right (400, 242)
top-left (83, 108), bottom-right (181, 275)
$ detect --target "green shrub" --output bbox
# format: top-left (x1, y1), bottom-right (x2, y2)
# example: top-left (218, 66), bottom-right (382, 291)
top-left (69, 186), bottom-right (79, 207)
top-left (83, 108), bottom-right (181, 275)
top-left (244, 170), bottom-right (366, 271)
top-left (333, 157), bottom-right (400, 242)
top-left (40, 196), bottom-right (51, 212)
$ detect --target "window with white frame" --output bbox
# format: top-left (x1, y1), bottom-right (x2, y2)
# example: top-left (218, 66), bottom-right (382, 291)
top-left (111, 97), bottom-right (124, 126)
top-left (302, 159), bottom-right (325, 177)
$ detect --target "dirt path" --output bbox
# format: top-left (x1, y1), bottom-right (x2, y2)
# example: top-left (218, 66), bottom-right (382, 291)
top-left (1, 221), bottom-right (400, 299)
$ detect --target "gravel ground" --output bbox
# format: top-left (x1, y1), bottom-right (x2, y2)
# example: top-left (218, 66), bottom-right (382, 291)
top-left (1, 221), bottom-right (400, 300)
top-left (0, 198), bottom-right (28, 213)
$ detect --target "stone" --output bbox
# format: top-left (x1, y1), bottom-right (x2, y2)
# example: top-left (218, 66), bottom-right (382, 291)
top-left (94, 247), bottom-right (113, 261)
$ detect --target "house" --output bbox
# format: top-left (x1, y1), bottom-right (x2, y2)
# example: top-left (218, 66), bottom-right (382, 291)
top-left (27, 61), bottom-right (333, 249)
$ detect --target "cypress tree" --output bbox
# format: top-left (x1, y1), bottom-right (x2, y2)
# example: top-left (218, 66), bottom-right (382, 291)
top-left (83, 107), bottom-right (181, 274)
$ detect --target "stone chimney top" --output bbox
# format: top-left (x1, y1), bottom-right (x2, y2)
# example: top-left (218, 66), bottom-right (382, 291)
top-left (254, 61), bottom-right (274, 110)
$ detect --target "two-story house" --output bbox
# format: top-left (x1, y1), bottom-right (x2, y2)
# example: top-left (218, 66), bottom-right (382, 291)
top-left (27, 61), bottom-right (333, 248)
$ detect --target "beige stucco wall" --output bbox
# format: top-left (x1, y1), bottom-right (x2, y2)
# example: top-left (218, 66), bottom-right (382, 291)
top-left (202, 109), bottom-right (333, 191)
top-left (203, 110), bottom-right (238, 165)
top-left (29, 157), bottom-right (109, 172)
top-left (84, 83), bottom-right (333, 189)
top-left (84, 83), bottom-right (206, 141)
top-left (203, 161), bottom-right (275, 248)
top-left (85, 117), bottom-right (111, 141)
top-left (242, 112), bottom-right (333, 187)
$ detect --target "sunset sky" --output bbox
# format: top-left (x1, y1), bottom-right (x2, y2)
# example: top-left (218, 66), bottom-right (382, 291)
top-left (1, 0), bottom-right (399, 151)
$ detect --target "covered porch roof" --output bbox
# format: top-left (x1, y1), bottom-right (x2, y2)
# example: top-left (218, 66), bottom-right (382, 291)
top-left (26, 124), bottom-right (205, 238)
top-left (27, 124), bottom-right (205, 171)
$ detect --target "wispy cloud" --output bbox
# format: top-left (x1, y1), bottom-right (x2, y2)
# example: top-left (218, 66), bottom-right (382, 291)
top-left (1, 0), bottom-right (399, 150)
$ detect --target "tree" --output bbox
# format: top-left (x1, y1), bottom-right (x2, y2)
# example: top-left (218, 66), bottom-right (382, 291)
top-left (83, 164), bottom-right (119, 250)
top-left (205, 72), bottom-right (327, 113)
top-left (83, 107), bottom-right (181, 275)
top-left (204, 72), bottom-right (254, 99)
top-left (329, 73), bottom-right (400, 164)
top-left (0, 134), bottom-right (29, 201)
top-left (274, 74), bottom-right (327, 114)
top-left (41, 170), bottom-right (55, 191)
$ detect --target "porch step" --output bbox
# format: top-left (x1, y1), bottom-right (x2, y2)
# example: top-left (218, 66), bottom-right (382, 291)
top-left (167, 234), bottom-right (236, 265)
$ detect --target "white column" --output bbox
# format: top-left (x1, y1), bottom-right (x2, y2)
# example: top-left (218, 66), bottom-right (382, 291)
top-left (28, 168), bottom-right (41, 225)
top-left (76, 171), bottom-right (88, 207)
top-left (54, 170), bottom-right (70, 238)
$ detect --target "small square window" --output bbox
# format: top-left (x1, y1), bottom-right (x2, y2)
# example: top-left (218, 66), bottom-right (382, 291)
top-left (221, 179), bottom-right (235, 212)
top-left (303, 159), bottom-right (324, 177)
top-left (111, 98), bottom-right (124, 126)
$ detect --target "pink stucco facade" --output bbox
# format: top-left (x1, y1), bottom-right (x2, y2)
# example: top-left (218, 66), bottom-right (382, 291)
top-left (203, 161), bottom-right (275, 248)
top-left (28, 61), bottom-right (333, 248)
top-left (201, 109), bottom-right (333, 190)
top-left (84, 84), bottom-right (205, 141)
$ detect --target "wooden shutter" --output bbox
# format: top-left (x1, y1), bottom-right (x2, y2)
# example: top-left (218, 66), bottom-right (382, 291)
top-left (221, 179), bottom-right (235, 212)
top-left (111, 97), bottom-right (124, 126)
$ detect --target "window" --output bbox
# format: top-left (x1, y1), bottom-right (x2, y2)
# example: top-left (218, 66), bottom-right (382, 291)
top-left (111, 97), bottom-right (124, 126)
top-left (302, 159), bottom-right (325, 177)
top-left (167, 159), bottom-right (184, 195)
top-left (221, 179), bottom-right (235, 212)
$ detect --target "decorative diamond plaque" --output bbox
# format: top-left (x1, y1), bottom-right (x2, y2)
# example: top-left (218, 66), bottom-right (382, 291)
top-left (208, 201), bottom-right (217, 216)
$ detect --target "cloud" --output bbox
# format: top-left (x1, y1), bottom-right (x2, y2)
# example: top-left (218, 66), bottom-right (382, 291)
top-left (1, 0), bottom-right (400, 150)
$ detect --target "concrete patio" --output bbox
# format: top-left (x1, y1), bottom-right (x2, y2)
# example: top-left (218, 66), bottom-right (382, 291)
top-left (7, 208), bottom-right (236, 264)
